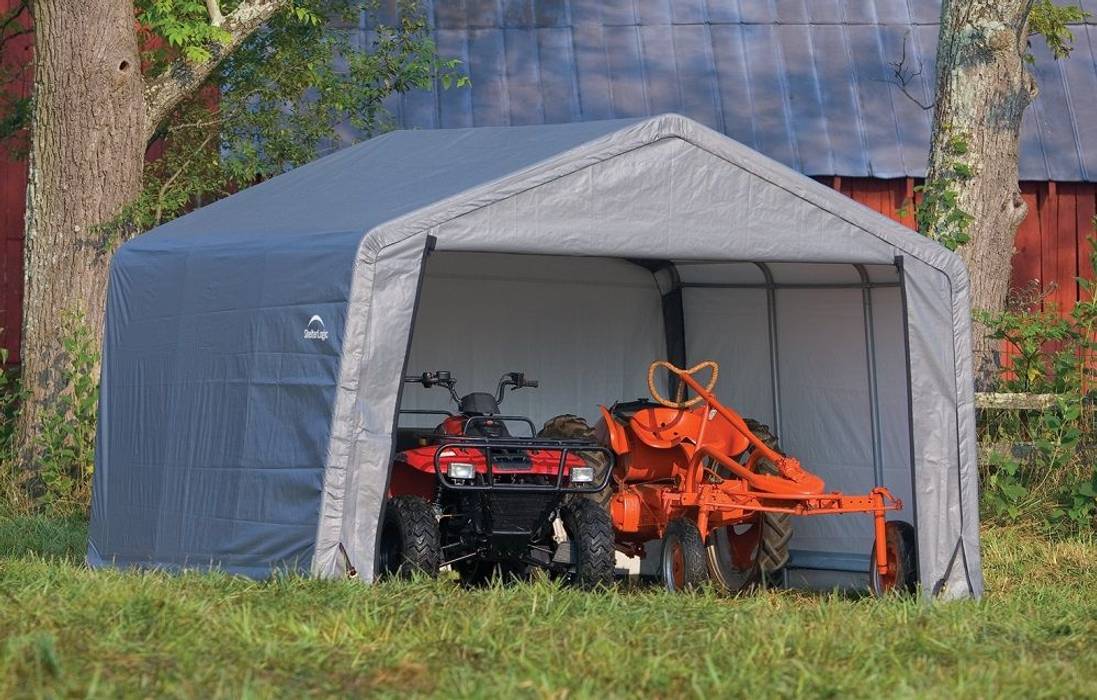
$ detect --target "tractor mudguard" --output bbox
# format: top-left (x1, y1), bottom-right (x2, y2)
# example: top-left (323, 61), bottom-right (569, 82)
top-left (596, 406), bottom-right (630, 455)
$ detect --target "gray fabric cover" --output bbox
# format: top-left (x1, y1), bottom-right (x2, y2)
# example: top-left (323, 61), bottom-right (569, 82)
top-left (90, 114), bottom-right (981, 598)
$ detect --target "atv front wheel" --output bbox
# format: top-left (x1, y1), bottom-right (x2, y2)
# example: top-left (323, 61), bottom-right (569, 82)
top-left (661, 518), bottom-right (708, 591)
top-left (560, 498), bottom-right (615, 588)
top-left (378, 495), bottom-right (440, 578)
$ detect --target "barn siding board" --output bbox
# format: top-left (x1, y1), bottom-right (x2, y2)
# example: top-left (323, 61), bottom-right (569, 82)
top-left (1041, 183), bottom-right (1062, 309)
top-left (815, 178), bottom-right (1096, 314)
top-left (0, 0), bottom-right (29, 364)
top-left (1055, 184), bottom-right (1080, 310)
top-left (1076, 185), bottom-right (1097, 289)
top-left (1012, 186), bottom-right (1044, 298)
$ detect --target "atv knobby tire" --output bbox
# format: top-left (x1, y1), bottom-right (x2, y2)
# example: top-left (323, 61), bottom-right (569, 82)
top-left (378, 495), bottom-right (440, 579)
top-left (662, 518), bottom-right (709, 591)
top-left (560, 498), bottom-right (615, 589)
top-left (539, 414), bottom-right (612, 509)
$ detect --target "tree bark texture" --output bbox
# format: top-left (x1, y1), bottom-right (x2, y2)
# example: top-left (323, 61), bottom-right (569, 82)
top-left (927, 0), bottom-right (1037, 382)
top-left (18, 0), bottom-right (144, 458)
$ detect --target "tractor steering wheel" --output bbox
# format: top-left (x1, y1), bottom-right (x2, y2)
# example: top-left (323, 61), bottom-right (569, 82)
top-left (647, 360), bottom-right (720, 408)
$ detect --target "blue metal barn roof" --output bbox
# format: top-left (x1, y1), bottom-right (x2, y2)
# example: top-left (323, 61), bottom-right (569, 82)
top-left (361, 0), bottom-right (1097, 182)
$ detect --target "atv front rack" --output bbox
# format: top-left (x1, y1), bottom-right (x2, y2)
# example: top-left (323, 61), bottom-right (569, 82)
top-left (432, 436), bottom-right (614, 493)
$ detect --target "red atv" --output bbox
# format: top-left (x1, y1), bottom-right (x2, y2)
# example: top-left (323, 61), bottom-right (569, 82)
top-left (380, 371), bottom-right (615, 587)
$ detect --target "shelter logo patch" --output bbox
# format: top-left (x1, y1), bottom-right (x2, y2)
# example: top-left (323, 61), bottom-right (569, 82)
top-left (304, 314), bottom-right (329, 341)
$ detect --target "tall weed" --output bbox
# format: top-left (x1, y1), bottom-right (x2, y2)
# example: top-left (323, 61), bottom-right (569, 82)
top-left (0, 312), bottom-right (100, 517)
top-left (32, 311), bottom-right (99, 516)
top-left (0, 335), bottom-right (27, 513)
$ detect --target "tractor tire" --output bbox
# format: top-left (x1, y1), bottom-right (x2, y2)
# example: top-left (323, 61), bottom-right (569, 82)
top-left (539, 414), bottom-right (612, 509)
top-left (743, 419), bottom-right (792, 579)
top-left (869, 520), bottom-right (918, 596)
top-left (706, 513), bottom-right (791, 593)
top-left (560, 498), bottom-right (615, 589)
top-left (661, 518), bottom-right (709, 592)
top-left (705, 419), bottom-right (791, 589)
top-left (377, 495), bottom-right (440, 579)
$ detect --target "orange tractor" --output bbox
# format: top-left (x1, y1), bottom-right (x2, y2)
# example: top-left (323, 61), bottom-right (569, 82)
top-left (595, 360), bottom-right (916, 594)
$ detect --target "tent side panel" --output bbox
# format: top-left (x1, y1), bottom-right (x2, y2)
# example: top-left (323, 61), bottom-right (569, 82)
top-left (313, 232), bottom-right (430, 580)
top-left (90, 235), bottom-right (357, 577)
top-left (902, 255), bottom-right (983, 598)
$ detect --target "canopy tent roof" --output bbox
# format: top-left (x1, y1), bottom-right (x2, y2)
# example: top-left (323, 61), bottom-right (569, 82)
top-left (92, 114), bottom-right (980, 598)
top-left (136, 119), bottom-right (638, 245)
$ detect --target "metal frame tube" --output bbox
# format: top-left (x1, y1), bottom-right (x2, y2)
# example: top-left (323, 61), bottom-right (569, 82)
top-left (680, 281), bottom-right (900, 290)
top-left (754, 262), bottom-right (783, 439)
top-left (855, 264), bottom-right (885, 488)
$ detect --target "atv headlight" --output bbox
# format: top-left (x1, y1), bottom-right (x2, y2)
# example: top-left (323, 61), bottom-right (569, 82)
top-left (570, 467), bottom-right (595, 483)
top-left (447, 462), bottom-right (475, 480)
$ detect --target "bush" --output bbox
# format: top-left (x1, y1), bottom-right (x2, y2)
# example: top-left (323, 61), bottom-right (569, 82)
top-left (0, 311), bottom-right (100, 518)
top-left (976, 240), bottom-right (1097, 534)
top-left (0, 337), bottom-right (26, 513)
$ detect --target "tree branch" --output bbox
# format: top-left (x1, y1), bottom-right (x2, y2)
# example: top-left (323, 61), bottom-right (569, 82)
top-left (205, 0), bottom-right (225, 27)
top-left (143, 0), bottom-right (288, 141)
top-left (888, 31), bottom-right (935, 111)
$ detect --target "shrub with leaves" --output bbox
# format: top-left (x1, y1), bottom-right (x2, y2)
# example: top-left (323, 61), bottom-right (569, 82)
top-left (0, 333), bottom-right (27, 512)
top-left (30, 312), bottom-right (100, 516)
top-left (976, 239), bottom-right (1097, 533)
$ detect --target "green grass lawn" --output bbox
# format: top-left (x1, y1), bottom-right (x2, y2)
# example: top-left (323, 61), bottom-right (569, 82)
top-left (1, 517), bottom-right (1094, 699)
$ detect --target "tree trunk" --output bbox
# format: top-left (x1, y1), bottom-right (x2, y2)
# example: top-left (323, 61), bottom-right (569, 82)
top-left (15, 0), bottom-right (286, 468)
top-left (926, 0), bottom-right (1038, 383)
top-left (17, 0), bottom-right (144, 460)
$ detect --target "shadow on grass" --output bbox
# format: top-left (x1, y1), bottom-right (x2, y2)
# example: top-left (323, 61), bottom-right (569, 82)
top-left (0, 513), bottom-right (87, 562)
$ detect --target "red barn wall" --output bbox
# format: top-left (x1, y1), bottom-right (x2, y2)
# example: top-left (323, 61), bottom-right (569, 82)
top-left (819, 177), bottom-right (1097, 313)
top-left (0, 0), bottom-right (30, 363)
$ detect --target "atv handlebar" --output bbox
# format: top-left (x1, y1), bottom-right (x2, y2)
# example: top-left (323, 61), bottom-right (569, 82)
top-left (404, 370), bottom-right (539, 407)
top-left (496, 372), bottom-right (538, 402)
top-left (405, 371), bottom-right (454, 388)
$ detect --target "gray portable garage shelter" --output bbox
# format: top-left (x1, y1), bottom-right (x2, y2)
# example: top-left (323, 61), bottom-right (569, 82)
top-left (89, 114), bottom-right (981, 599)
